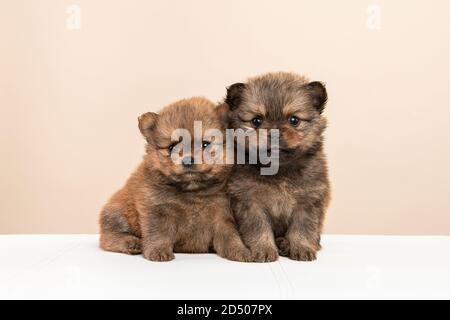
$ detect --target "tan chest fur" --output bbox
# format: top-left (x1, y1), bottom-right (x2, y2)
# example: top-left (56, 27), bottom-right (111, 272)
top-left (165, 195), bottom-right (227, 253)
top-left (173, 204), bottom-right (215, 253)
top-left (249, 179), bottom-right (298, 220)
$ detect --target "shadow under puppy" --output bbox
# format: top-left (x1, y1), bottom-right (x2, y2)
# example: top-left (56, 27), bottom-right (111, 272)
top-left (99, 97), bottom-right (251, 262)
top-left (225, 72), bottom-right (331, 262)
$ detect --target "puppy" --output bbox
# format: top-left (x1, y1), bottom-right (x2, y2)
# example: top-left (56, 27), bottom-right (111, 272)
top-left (225, 72), bottom-right (331, 262)
top-left (99, 97), bottom-right (250, 262)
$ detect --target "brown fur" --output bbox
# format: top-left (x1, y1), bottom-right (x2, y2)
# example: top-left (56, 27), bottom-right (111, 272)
top-left (99, 97), bottom-right (251, 262)
top-left (224, 72), bottom-right (331, 262)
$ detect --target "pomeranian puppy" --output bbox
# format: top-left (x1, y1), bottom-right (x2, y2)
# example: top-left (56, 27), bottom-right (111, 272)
top-left (99, 97), bottom-right (250, 262)
top-left (224, 72), bottom-right (331, 262)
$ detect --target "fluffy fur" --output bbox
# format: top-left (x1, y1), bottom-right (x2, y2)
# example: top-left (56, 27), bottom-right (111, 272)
top-left (224, 72), bottom-right (331, 262)
top-left (99, 97), bottom-right (251, 262)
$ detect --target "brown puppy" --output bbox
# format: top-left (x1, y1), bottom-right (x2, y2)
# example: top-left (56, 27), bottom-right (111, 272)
top-left (225, 72), bottom-right (331, 262)
top-left (99, 97), bottom-right (250, 262)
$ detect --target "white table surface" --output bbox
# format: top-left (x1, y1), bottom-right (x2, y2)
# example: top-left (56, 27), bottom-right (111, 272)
top-left (0, 235), bottom-right (449, 299)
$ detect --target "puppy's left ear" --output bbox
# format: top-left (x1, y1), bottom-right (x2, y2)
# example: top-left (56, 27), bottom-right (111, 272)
top-left (225, 82), bottom-right (246, 110)
top-left (306, 81), bottom-right (327, 113)
top-left (138, 112), bottom-right (159, 143)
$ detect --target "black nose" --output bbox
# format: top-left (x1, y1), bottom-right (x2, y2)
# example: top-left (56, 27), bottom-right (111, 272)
top-left (182, 156), bottom-right (195, 168)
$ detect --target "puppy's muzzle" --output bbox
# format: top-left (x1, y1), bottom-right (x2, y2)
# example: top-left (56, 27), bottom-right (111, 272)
top-left (181, 156), bottom-right (195, 169)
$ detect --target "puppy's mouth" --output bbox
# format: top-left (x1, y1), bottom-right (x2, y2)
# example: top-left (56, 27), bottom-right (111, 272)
top-left (183, 171), bottom-right (208, 178)
top-left (185, 166), bottom-right (211, 172)
top-left (178, 168), bottom-right (212, 177)
top-left (166, 167), bottom-right (223, 191)
top-left (279, 148), bottom-right (296, 154)
top-left (265, 148), bottom-right (296, 156)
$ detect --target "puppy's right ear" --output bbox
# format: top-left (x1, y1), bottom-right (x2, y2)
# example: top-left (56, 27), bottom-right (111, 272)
top-left (306, 81), bottom-right (328, 114)
top-left (138, 112), bottom-right (159, 142)
top-left (225, 82), bottom-right (246, 110)
top-left (215, 103), bottom-right (231, 127)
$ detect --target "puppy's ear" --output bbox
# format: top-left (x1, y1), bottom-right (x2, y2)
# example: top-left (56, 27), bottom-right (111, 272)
top-left (306, 81), bottom-right (327, 113)
top-left (225, 82), bottom-right (246, 110)
top-left (215, 103), bottom-right (231, 127)
top-left (138, 112), bottom-right (159, 142)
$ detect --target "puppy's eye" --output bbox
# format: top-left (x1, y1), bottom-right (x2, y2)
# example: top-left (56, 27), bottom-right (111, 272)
top-left (251, 116), bottom-right (263, 128)
top-left (168, 143), bottom-right (176, 152)
top-left (202, 141), bottom-right (210, 149)
top-left (288, 115), bottom-right (300, 126)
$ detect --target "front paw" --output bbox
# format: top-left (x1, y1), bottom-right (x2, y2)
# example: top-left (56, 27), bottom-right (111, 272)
top-left (251, 245), bottom-right (279, 263)
top-left (289, 244), bottom-right (317, 261)
top-left (124, 237), bottom-right (142, 255)
top-left (143, 247), bottom-right (175, 262)
top-left (222, 247), bottom-right (252, 262)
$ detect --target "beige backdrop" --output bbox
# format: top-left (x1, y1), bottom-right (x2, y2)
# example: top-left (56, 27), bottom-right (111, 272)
top-left (1, 0), bottom-right (450, 235)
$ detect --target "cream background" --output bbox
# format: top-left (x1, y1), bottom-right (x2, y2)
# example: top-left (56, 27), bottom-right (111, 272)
top-left (1, 0), bottom-right (449, 234)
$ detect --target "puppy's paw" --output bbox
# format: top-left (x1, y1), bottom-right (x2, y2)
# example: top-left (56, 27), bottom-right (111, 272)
top-left (224, 247), bottom-right (252, 262)
top-left (275, 237), bottom-right (290, 256)
top-left (143, 247), bottom-right (175, 262)
top-left (123, 236), bottom-right (142, 255)
top-left (251, 245), bottom-right (279, 263)
top-left (289, 245), bottom-right (317, 261)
